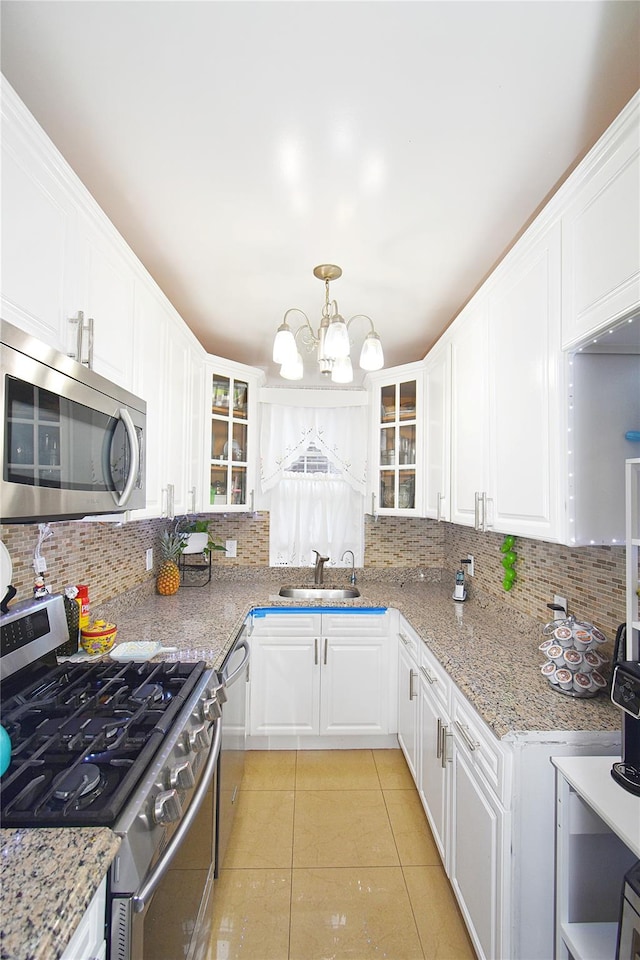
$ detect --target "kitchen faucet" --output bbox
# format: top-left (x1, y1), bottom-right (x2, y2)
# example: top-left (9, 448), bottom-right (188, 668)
top-left (313, 550), bottom-right (329, 585)
top-left (341, 550), bottom-right (356, 585)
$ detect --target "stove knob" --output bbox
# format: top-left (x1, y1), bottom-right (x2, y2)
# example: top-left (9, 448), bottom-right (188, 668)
top-left (153, 789), bottom-right (183, 825)
top-left (188, 723), bottom-right (210, 752)
top-left (169, 760), bottom-right (195, 790)
top-left (202, 697), bottom-right (222, 722)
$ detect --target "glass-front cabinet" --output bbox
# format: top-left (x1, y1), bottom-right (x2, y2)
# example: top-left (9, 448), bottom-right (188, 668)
top-left (205, 360), bottom-right (263, 511)
top-left (367, 364), bottom-right (423, 515)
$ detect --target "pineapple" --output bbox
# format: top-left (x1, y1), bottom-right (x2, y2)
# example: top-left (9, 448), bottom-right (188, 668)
top-left (156, 530), bottom-right (185, 595)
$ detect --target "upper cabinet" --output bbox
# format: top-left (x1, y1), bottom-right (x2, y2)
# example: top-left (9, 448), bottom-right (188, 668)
top-left (367, 365), bottom-right (423, 516)
top-left (423, 342), bottom-right (451, 522)
top-left (561, 93), bottom-right (640, 348)
top-left (204, 360), bottom-right (263, 512)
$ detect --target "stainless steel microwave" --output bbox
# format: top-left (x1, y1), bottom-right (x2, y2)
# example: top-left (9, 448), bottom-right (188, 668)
top-left (1, 320), bottom-right (146, 522)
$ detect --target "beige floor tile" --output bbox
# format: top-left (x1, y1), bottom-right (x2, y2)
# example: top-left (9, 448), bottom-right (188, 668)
top-left (206, 868), bottom-right (292, 960)
top-left (224, 790), bottom-right (294, 869)
top-left (404, 865), bottom-right (478, 960)
top-left (295, 749), bottom-right (379, 790)
top-left (384, 790), bottom-right (441, 866)
top-left (373, 747), bottom-right (416, 789)
top-left (242, 750), bottom-right (297, 790)
top-left (293, 789), bottom-right (399, 868)
top-left (290, 866), bottom-right (425, 960)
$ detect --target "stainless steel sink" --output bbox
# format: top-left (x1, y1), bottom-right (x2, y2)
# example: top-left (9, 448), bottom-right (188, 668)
top-left (278, 585), bottom-right (360, 600)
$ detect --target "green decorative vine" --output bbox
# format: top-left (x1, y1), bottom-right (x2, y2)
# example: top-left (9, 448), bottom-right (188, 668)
top-left (500, 535), bottom-right (517, 591)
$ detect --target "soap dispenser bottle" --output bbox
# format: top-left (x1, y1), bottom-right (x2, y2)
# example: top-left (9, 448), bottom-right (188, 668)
top-left (453, 560), bottom-right (468, 602)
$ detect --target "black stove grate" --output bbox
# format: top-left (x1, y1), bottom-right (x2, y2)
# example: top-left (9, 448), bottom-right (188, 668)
top-left (0, 658), bottom-right (206, 827)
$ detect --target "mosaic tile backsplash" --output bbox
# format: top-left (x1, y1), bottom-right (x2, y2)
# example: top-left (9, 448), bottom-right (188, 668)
top-left (0, 510), bottom-right (627, 641)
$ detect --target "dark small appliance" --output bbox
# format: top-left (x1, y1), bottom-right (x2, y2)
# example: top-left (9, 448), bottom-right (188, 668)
top-left (610, 623), bottom-right (640, 796)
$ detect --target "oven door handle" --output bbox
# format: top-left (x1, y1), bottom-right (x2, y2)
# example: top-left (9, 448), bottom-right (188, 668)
top-left (132, 715), bottom-right (222, 914)
top-left (222, 636), bottom-right (250, 688)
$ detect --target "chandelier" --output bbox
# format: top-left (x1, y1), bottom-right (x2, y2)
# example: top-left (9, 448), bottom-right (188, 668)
top-left (272, 264), bottom-right (384, 383)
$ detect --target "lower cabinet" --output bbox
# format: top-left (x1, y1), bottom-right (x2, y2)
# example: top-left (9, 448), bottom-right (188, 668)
top-left (60, 878), bottom-right (106, 960)
top-left (248, 610), bottom-right (393, 744)
top-left (397, 621), bottom-right (419, 778)
top-left (417, 645), bottom-right (451, 863)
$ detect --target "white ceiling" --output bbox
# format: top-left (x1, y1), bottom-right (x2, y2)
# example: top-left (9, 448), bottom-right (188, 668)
top-left (1, 1), bottom-right (639, 386)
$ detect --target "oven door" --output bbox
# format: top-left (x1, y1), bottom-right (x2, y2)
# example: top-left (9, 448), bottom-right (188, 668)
top-left (215, 626), bottom-right (249, 874)
top-left (110, 716), bottom-right (221, 960)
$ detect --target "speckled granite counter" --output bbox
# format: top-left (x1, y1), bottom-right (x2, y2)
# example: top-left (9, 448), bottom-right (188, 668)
top-left (1, 568), bottom-right (620, 960)
top-left (0, 827), bottom-right (120, 960)
top-left (98, 568), bottom-right (620, 739)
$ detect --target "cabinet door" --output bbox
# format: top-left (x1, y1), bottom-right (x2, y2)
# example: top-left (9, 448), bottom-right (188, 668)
top-left (424, 341), bottom-right (451, 521)
top-left (450, 301), bottom-right (489, 527)
top-left (487, 224), bottom-right (562, 540)
top-left (163, 320), bottom-right (194, 517)
top-left (320, 634), bottom-right (388, 735)
top-left (561, 102), bottom-right (640, 347)
top-left (418, 674), bottom-right (449, 864)
top-left (450, 745), bottom-right (504, 960)
top-left (249, 636), bottom-right (320, 735)
top-left (1, 93), bottom-right (76, 350)
top-left (76, 212), bottom-right (135, 389)
top-left (397, 639), bottom-right (419, 779)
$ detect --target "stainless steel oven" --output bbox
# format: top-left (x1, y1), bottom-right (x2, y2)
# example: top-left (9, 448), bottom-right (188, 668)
top-left (0, 593), bottom-right (224, 960)
top-left (215, 624), bottom-right (249, 873)
top-left (1, 319), bottom-right (146, 522)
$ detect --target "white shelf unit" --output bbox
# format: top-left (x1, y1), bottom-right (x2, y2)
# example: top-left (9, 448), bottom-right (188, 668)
top-left (552, 756), bottom-right (640, 960)
top-left (626, 458), bottom-right (640, 660)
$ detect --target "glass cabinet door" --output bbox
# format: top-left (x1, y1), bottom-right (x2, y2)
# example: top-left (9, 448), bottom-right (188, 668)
top-left (210, 374), bottom-right (249, 507)
top-left (377, 379), bottom-right (417, 511)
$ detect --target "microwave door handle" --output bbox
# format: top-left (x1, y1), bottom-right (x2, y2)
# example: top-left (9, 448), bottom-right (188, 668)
top-left (132, 714), bottom-right (222, 914)
top-left (113, 408), bottom-right (140, 507)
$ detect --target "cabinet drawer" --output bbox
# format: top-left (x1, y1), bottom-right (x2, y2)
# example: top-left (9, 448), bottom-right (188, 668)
top-left (250, 612), bottom-right (321, 637)
top-left (419, 645), bottom-right (451, 714)
top-left (398, 615), bottom-right (420, 661)
top-left (452, 693), bottom-right (510, 804)
top-left (322, 611), bottom-right (389, 637)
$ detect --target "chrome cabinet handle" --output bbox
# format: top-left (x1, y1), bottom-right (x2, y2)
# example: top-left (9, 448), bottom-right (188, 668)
top-left (86, 316), bottom-right (94, 368)
top-left (250, 489), bottom-right (255, 512)
top-left (314, 638), bottom-right (318, 666)
top-left (409, 668), bottom-right (417, 701)
top-left (436, 491), bottom-right (443, 522)
top-left (420, 665), bottom-right (437, 684)
top-left (474, 491), bottom-right (481, 531)
top-left (455, 720), bottom-right (480, 752)
top-left (323, 637), bottom-right (328, 666)
top-left (190, 487), bottom-right (197, 514)
top-left (436, 717), bottom-right (442, 758)
top-left (441, 726), bottom-right (452, 768)
top-left (399, 631), bottom-right (411, 647)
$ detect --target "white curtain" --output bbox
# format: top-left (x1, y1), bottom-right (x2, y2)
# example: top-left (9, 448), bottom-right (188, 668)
top-left (261, 404), bottom-right (367, 568)
top-left (260, 404), bottom-right (367, 494)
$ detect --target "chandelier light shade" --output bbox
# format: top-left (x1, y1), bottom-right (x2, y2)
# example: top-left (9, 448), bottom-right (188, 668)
top-left (272, 265), bottom-right (384, 383)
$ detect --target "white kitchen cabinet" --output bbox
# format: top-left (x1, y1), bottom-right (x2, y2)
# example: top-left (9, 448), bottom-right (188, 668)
top-left (59, 878), bottom-right (106, 960)
top-left (397, 617), bottom-right (420, 779)
top-left (417, 644), bottom-right (451, 862)
top-left (366, 364), bottom-right (423, 516)
top-left (248, 610), bottom-right (392, 746)
top-left (0, 81), bottom-right (76, 352)
top-left (449, 222), bottom-right (563, 541)
top-left (205, 359), bottom-right (263, 512)
top-left (561, 92), bottom-right (640, 349)
top-left (450, 298), bottom-right (489, 529)
top-left (423, 341), bottom-right (451, 522)
top-left (74, 210), bottom-right (135, 390)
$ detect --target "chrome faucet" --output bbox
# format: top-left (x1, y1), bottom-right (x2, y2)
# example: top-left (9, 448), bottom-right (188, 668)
top-left (341, 549), bottom-right (356, 585)
top-left (313, 550), bottom-right (330, 585)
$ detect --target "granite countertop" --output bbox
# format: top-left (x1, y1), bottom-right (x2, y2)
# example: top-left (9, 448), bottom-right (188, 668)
top-left (0, 827), bottom-right (120, 960)
top-left (99, 567), bottom-right (620, 740)
top-left (0, 567), bottom-right (620, 960)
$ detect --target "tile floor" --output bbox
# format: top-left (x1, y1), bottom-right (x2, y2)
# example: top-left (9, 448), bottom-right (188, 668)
top-left (207, 749), bottom-right (477, 960)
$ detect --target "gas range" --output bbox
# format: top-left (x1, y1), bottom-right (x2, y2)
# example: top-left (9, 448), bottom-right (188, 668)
top-left (0, 592), bottom-right (227, 960)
